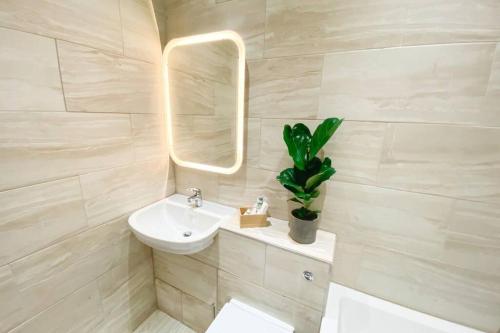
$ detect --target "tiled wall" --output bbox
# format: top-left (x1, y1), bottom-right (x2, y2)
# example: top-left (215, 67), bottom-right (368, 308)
top-left (0, 1), bottom-right (171, 332)
top-left (156, 1), bottom-right (500, 332)
top-left (154, 230), bottom-right (330, 333)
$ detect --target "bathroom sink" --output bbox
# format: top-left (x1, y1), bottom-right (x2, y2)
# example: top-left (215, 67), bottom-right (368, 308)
top-left (128, 194), bottom-right (237, 254)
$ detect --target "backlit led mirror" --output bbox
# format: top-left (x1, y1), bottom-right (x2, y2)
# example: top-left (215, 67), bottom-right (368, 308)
top-left (163, 31), bottom-right (245, 174)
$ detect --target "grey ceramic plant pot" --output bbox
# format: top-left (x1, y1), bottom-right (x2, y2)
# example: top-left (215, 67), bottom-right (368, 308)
top-left (288, 214), bottom-right (319, 244)
top-left (287, 198), bottom-right (322, 244)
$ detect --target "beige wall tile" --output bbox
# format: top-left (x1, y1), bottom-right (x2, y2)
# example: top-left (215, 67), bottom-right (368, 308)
top-left (218, 166), bottom-right (289, 220)
top-left (328, 241), bottom-right (364, 285)
top-left (155, 13), bottom-right (168, 49)
top-left (97, 252), bottom-right (153, 301)
top-left (323, 121), bottom-right (387, 185)
top-left (152, 0), bottom-right (166, 16)
top-left (58, 40), bottom-right (161, 114)
top-left (155, 277), bottom-right (215, 332)
top-left (325, 181), bottom-right (500, 277)
top-left (246, 118), bottom-right (261, 168)
top-left (154, 250), bottom-right (217, 304)
top-left (0, 112), bottom-right (134, 191)
top-left (98, 259), bottom-right (156, 333)
top-left (248, 56), bottom-right (323, 119)
top-left (172, 114), bottom-right (236, 168)
top-left (79, 159), bottom-right (167, 226)
top-left (319, 43), bottom-right (498, 126)
top-left (332, 243), bottom-right (500, 333)
top-left (166, 160), bottom-right (176, 195)
top-left (167, 31), bottom-right (238, 87)
top-left (259, 118), bottom-right (316, 172)
top-left (265, 1), bottom-right (500, 58)
top-left (0, 265), bottom-right (25, 332)
top-left (6, 218), bottom-right (136, 330)
top-left (156, 279), bottom-right (183, 321)
top-left (0, 28), bottom-right (64, 112)
top-left (121, 0), bottom-right (162, 63)
top-left (487, 44), bottom-right (500, 94)
top-left (448, 200), bottom-right (500, 243)
top-left (377, 123), bottom-right (500, 204)
top-left (322, 181), bottom-right (454, 260)
top-left (402, 0), bottom-right (500, 46)
top-left (0, 177), bottom-right (87, 266)
top-left (131, 113), bottom-right (167, 162)
top-left (0, 0), bottom-right (122, 53)
top-left (218, 270), bottom-right (322, 333)
top-left (218, 230), bottom-right (266, 285)
top-left (175, 166), bottom-right (219, 201)
top-left (182, 293), bottom-right (214, 333)
top-left (9, 282), bottom-right (104, 333)
top-left (189, 234), bottom-right (220, 268)
top-left (442, 200), bottom-right (500, 276)
top-left (165, 0), bottom-right (266, 60)
top-left (265, 246), bottom-right (330, 311)
top-left (265, 0), bottom-right (405, 58)
top-left (260, 119), bottom-right (387, 186)
top-left (114, 224), bottom-right (153, 269)
top-left (481, 43), bottom-right (500, 123)
top-left (0, 2), bottom-right (160, 331)
top-left (169, 69), bottom-right (215, 116)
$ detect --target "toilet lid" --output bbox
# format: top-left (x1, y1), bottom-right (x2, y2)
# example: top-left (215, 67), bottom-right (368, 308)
top-left (206, 299), bottom-right (294, 333)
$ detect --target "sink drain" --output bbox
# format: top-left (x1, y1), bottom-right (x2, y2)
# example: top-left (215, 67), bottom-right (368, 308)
top-left (183, 231), bottom-right (192, 237)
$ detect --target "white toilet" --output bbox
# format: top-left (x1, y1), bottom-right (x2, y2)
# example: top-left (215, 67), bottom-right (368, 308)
top-left (206, 299), bottom-right (294, 333)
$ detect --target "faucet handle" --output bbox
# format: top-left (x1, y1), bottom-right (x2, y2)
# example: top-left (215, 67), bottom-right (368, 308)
top-left (187, 187), bottom-right (202, 196)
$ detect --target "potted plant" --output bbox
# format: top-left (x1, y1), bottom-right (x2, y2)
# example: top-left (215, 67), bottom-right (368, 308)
top-left (276, 118), bottom-right (343, 244)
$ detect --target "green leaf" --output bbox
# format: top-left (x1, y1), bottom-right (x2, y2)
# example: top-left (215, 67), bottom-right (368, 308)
top-left (305, 157), bottom-right (336, 191)
top-left (283, 123), bottom-right (312, 170)
top-left (276, 168), bottom-right (303, 193)
top-left (294, 190), bottom-right (319, 201)
top-left (310, 118), bottom-right (343, 157)
top-left (283, 125), bottom-right (296, 164)
top-left (291, 157), bottom-right (319, 187)
top-left (289, 197), bottom-right (303, 204)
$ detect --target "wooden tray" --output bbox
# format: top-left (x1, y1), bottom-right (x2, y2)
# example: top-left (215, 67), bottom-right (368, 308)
top-left (239, 207), bottom-right (269, 228)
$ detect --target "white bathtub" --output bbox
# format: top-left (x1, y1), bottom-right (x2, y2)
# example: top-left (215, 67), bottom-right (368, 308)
top-left (320, 283), bottom-right (486, 333)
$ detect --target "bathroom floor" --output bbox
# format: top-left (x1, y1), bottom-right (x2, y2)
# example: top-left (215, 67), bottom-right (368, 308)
top-left (134, 311), bottom-right (196, 333)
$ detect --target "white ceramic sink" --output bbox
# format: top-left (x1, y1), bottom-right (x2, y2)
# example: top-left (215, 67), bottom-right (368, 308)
top-left (128, 194), bottom-right (236, 254)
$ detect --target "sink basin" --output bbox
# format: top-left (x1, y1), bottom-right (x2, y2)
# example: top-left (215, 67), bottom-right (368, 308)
top-left (128, 194), bottom-right (236, 254)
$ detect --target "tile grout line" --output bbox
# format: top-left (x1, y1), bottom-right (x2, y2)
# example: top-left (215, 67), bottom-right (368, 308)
top-left (5, 110), bottom-right (498, 130)
top-left (5, 279), bottom-right (103, 333)
top-left (54, 39), bottom-right (69, 112)
top-left (118, 0), bottom-right (126, 56)
top-left (251, 116), bottom-right (500, 129)
top-left (76, 175), bottom-right (90, 224)
top-left (373, 122), bottom-right (391, 189)
top-left (0, 24), bottom-right (123, 59)
top-left (261, 39), bottom-right (500, 61)
top-left (5, 213), bottom-right (129, 268)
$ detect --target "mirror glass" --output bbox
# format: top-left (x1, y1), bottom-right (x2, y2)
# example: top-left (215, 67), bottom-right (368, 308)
top-left (164, 32), bottom-right (245, 174)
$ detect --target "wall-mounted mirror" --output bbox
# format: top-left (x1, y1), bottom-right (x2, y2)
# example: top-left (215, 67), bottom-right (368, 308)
top-left (163, 31), bottom-right (245, 174)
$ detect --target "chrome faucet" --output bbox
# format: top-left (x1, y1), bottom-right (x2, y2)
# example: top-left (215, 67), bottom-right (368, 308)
top-left (187, 188), bottom-right (203, 208)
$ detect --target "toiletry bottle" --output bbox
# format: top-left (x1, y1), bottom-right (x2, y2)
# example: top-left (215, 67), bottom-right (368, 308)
top-left (257, 199), bottom-right (268, 215)
top-left (244, 197), bottom-right (265, 215)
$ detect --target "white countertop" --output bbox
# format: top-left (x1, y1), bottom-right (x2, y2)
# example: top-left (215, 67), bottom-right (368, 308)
top-left (221, 214), bottom-right (336, 264)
